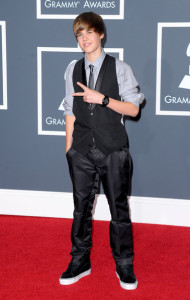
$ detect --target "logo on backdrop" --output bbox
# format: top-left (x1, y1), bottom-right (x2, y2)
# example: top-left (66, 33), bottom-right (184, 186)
top-left (178, 43), bottom-right (190, 90)
top-left (0, 21), bottom-right (7, 110)
top-left (156, 23), bottom-right (190, 116)
top-left (36, 0), bottom-right (124, 19)
top-left (37, 45), bottom-right (123, 136)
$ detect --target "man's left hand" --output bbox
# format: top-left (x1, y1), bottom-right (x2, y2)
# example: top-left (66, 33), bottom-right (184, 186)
top-left (72, 82), bottom-right (104, 104)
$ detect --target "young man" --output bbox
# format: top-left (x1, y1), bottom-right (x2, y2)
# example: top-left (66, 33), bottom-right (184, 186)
top-left (59, 12), bottom-right (144, 290)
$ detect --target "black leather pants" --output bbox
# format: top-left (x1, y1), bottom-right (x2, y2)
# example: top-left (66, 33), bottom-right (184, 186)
top-left (66, 146), bottom-right (134, 264)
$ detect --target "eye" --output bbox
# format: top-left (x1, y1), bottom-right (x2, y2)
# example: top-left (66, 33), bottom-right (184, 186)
top-left (76, 33), bottom-right (82, 38)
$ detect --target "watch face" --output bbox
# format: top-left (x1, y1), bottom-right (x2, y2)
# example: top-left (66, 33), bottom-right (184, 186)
top-left (102, 96), bottom-right (109, 106)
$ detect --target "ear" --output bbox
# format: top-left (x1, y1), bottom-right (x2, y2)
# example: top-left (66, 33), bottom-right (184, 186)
top-left (100, 33), bottom-right (104, 40)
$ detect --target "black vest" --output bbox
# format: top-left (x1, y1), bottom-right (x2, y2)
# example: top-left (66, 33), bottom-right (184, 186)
top-left (72, 54), bottom-right (128, 155)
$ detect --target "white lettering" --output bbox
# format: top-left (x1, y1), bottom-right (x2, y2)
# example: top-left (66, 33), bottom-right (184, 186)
top-left (46, 117), bottom-right (66, 125)
top-left (44, 1), bottom-right (80, 9)
top-left (44, 0), bottom-right (51, 8)
top-left (45, 0), bottom-right (116, 9)
top-left (56, 2), bottom-right (62, 8)
top-left (83, 1), bottom-right (115, 9)
top-left (83, 0), bottom-right (90, 8)
top-left (164, 95), bottom-right (190, 104)
top-left (165, 95), bottom-right (172, 103)
top-left (52, 1), bottom-right (56, 8)
top-left (183, 98), bottom-right (189, 104)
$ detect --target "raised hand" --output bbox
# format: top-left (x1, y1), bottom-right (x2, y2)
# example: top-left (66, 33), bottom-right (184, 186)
top-left (72, 82), bottom-right (104, 104)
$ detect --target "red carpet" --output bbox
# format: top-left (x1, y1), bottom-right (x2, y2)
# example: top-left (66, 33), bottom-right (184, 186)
top-left (0, 215), bottom-right (190, 300)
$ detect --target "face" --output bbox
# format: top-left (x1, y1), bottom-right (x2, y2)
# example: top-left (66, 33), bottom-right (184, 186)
top-left (76, 29), bottom-right (104, 60)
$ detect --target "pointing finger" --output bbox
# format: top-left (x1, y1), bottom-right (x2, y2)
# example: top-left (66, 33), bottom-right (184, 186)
top-left (72, 92), bottom-right (85, 97)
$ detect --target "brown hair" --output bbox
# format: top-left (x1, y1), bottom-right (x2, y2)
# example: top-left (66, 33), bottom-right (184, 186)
top-left (73, 12), bottom-right (105, 37)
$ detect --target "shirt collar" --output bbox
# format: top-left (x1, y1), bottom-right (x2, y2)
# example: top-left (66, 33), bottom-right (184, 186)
top-left (84, 49), bottom-right (106, 70)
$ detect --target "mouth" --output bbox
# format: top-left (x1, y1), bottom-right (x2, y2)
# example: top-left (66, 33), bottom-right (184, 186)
top-left (83, 43), bottom-right (91, 47)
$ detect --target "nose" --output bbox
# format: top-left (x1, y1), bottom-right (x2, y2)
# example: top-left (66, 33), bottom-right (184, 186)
top-left (82, 33), bottom-right (88, 41)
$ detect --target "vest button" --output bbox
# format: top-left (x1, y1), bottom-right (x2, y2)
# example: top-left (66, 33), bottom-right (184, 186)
top-left (90, 112), bottom-right (93, 116)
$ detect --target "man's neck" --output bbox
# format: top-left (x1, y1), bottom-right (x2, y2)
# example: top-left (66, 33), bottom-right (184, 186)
top-left (86, 49), bottom-right (102, 63)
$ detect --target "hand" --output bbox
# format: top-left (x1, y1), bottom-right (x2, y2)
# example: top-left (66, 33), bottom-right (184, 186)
top-left (72, 82), bottom-right (104, 104)
top-left (66, 146), bottom-right (71, 154)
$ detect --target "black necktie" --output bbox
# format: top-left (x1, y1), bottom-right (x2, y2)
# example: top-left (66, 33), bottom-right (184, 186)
top-left (88, 65), bottom-right (94, 110)
top-left (88, 64), bottom-right (94, 90)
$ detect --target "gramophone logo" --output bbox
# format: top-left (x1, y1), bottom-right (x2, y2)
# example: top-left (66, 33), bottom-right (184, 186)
top-left (179, 43), bottom-right (190, 90)
top-left (156, 23), bottom-right (190, 116)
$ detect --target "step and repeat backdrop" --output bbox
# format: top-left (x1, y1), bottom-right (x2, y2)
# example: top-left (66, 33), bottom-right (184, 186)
top-left (0, 0), bottom-right (190, 201)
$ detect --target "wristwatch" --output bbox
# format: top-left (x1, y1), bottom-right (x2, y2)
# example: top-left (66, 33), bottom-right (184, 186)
top-left (101, 95), bottom-right (109, 107)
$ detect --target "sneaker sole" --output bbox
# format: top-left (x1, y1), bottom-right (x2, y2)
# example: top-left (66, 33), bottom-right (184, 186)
top-left (116, 272), bottom-right (138, 290)
top-left (59, 269), bottom-right (91, 285)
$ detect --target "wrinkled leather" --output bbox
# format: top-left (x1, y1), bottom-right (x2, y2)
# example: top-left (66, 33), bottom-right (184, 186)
top-left (67, 146), bottom-right (134, 263)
